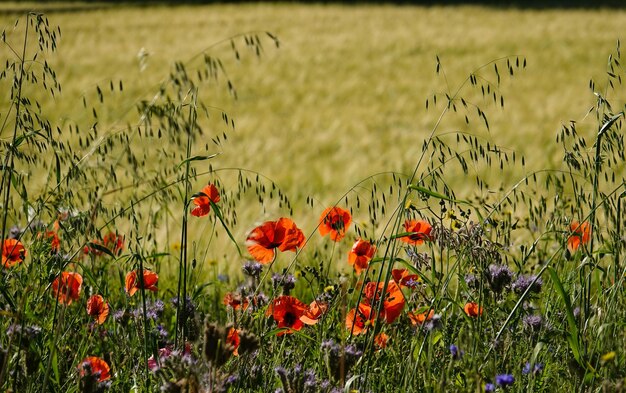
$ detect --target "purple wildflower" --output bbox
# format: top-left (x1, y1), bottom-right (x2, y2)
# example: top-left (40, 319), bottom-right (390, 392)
top-left (345, 344), bottom-right (363, 358)
top-left (522, 362), bottom-right (544, 375)
top-left (317, 289), bottom-right (334, 303)
top-left (449, 344), bottom-right (463, 360)
top-left (242, 260), bottom-right (263, 277)
top-left (156, 324), bottom-right (168, 339)
top-left (488, 264), bottom-right (513, 293)
top-left (465, 273), bottom-right (479, 289)
top-left (170, 296), bottom-right (195, 316)
top-left (246, 292), bottom-right (269, 311)
top-left (495, 374), bottom-right (515, 386)
top-left (321, 339), bottom-right (339, 352)
top-left (485, 383), bottom-right (495, 392)
top-left (522, 314), bottom-right (543, 331)
top-left (512, 275), bottom-right (543, 295)
top-left (303, 369), bottom-right (317, 387)
top-left (274, 366), bottom-right (288, 378)
top-left (113, 309), bottom-right (129, 323)
top-left (272, 273), bottom-right (296, 294)
top-left (404, 277), bottom-right (420, 289)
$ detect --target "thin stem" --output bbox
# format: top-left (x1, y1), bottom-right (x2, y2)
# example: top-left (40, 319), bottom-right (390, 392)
top-left (138, 255), bottom-right (151, 389)
top-left (175, 89), bottom-right (197, 348)
top-left (0, 16), bottom-right (30, 390)
top-left (0, 14), bottom-right (29, 244)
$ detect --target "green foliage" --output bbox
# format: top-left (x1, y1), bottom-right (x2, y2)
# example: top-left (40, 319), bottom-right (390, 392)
top-left (1, 8), bottom-right (626, 393)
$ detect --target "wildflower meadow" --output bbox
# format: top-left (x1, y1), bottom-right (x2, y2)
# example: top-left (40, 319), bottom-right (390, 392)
top-left (1, 4), bottom-right (626, 393)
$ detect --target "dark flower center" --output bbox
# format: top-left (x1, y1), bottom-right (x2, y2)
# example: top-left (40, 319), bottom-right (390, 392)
top-left (283, 311), bottom-right (297, 327)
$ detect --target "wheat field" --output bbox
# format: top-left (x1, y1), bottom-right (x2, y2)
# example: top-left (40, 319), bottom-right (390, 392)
top-left (1, 2), bottom-right (625, 271)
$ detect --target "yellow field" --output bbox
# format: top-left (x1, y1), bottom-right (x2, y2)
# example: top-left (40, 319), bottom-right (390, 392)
top-left (1, 3), bottom-right (625, 273)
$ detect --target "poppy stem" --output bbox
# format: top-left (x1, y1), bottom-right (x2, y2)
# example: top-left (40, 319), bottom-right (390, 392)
top-left (175, 89), bottom-right (197, 349)
top-left (42, 262), bottom-right (65, 391)
top-left (137, 255), bottom-right (151, 389)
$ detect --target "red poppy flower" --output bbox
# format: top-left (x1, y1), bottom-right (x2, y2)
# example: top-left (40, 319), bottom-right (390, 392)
top-left (346, 303), bottom-right (376, 335)
top-left (300, 300), bottom-right (328, 325)
top-left (319, 207), bottom-right (352, 241)
top-left (86, 294), bottom-right (110, 325)
top-left (363, 281), bottom-right (405, 324)
top-left (191, 184), bottom-right (220, 217)
top-left (408, 309), bottom-right (434, 326)
top-left (103, 232), bottom-right (124, 255)
top-left (392, 268), bottom-right (420, 288)
top-left (400, 219), bottom-right (433, 245)
top-left (226, 327), bottom-right (240, 356)
top-left (37, 222), bottom-right (61, 253)
top-left (125, 269), bottom-right (158, 296)
top-left (266, 295), bottom-right (308, 336)
top-left (52, 272), bottom-right (83, 305)
top-left (374, 332), bottom-right (390, 350)
top-left (464, 302), bottom-right (483, 317)
top-left (223, 292), bottom-right (249, 311)
top-left (84, 232), bottom-right (124, 256)
top-left (246, 218), bottom-right (305, 264)
top-left (2, 238), bottom-right (27, 268)
top-left (45, 231), bottom-right (61, 253)
top-left (348, 239), bottom-right (376, 274)
top-left (78, 356), bottom-right (110, 382)
top-left (567, 220), bottom-right (591, 253)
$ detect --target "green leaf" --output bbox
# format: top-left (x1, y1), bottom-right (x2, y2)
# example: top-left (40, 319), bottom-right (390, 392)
top-left (54, 151), bottom-right (61, 185)
top-left (394, 257), bottom-right (433, 287)
top-left (209, 200), bottom-right (242, 257)
top-left (177, 153), bottom-right (220, 169)
top-left (432, 331), bottom-right (443, 346)
top-left (409, 184), bottom-right (471, 205)
top-left (530, 341), bottom-right (545, 367)
top-left (597, 112), bottom-right (623, 138)
top-left (0, 286), bottom-right (16, 310)
top-left (51, 351), bottom-right (59, 386)
top-left (547, 267), bottom-right (581, 364)
top-left (192, 283), bottom-right (213, 300)
top-left (85, 242), bottom-right (116, 259)
top-left (13, 130), bottom-right (45, 148)
top-left (389, 231), bottom-right (414, 240)
top-left (265, 328), bottom-right (314, 341)
top-left (344, 374), bottom-right (362, 392)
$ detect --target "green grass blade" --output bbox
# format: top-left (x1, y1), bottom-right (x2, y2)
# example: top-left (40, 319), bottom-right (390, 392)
top-left (176, 153), bottom-right (220, 169)
top-left (85, 241), bottom-right (116, 259)
top-left (409, 184), bottom-right (471, 205)
top-left (209, 200), bottom-right (242, 256)
top-left (547, 267), bottom-right (581, 364)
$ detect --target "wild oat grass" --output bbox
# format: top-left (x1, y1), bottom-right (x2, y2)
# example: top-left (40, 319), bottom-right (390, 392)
top-left (0, 4), bottom-right (625, 393)
top-left (1, 3), bottom-right (625, 202)
top-left (2, 3), bottom-right (626, 281)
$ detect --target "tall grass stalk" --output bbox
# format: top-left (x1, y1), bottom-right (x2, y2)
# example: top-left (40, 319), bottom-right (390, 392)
top-left (3, 8), bottom-right (626, 392)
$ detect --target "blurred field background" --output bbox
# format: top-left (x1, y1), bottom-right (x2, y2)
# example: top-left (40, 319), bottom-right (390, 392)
top-left (1, 2), bottom-right (625, 273)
